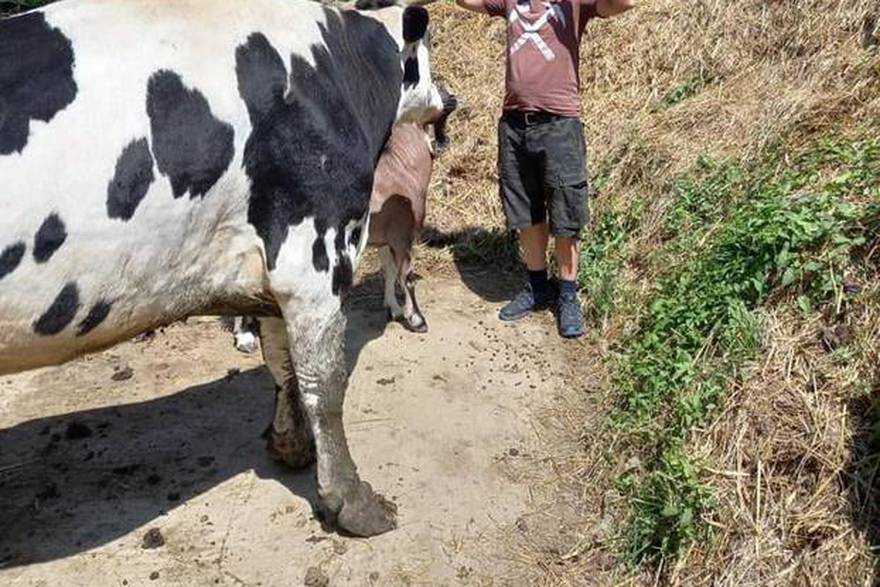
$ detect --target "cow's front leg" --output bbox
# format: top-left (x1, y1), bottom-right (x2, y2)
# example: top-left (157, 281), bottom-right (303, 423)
top-left (286, 307), bottom-right (397, 537)
top-left (259, 317), bottom-right (315, 469)
top-left (233, 316), bottom-right (260, 354)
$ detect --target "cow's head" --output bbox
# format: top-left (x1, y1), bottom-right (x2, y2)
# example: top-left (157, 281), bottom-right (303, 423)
top-left (355, 0), bottom-right (445, 126)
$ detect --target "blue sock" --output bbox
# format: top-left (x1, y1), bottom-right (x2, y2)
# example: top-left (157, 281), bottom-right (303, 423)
top-left (559, 279), bottom-right (577, 297)
top-left (528, 269), bottom-right (549, 296)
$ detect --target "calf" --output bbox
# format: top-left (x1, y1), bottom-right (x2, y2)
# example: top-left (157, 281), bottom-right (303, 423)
top-left (0, 0), bottom-right (444, 537)
top-left (369, 120), bottom-right (442, 332)
top-left (233, 90), bottom-right (455, 350)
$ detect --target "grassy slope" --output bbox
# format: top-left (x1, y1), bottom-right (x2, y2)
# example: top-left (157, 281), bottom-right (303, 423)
top-left (429, 0), bottom-right (880, 584)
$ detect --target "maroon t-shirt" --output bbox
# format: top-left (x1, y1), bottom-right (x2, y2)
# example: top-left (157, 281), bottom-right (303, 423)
top-left (484, 0), bottom-right (599, 117)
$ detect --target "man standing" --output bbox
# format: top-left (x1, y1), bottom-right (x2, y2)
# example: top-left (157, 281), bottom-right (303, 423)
top-left (455, 0), bottom-right (634, 338)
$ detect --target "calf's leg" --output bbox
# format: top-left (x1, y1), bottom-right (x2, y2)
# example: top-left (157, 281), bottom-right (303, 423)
top-left (395, 250), bottom-right (427, 333)
top-left (284, 305), bottom-right (397, 536)
top-left (259, 317), bottom-right (315, 469)
top-left (380, 246), bottom-right (404, 321)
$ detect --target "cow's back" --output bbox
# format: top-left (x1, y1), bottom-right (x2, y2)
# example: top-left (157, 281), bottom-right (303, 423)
top-left (0, 0), bottom-right (403, 373)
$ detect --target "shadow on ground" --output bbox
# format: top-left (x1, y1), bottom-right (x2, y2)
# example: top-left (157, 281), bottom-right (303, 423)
top-left (845, 385), bottom-right (880, 585)
top-left (422, 225), bottom-right (522, 303)
top-left (0, 285), bottom-right (390, 568)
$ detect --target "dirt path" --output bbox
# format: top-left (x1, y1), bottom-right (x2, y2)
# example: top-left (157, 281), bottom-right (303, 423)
top-left (0, 270), bottom-right (569, 586)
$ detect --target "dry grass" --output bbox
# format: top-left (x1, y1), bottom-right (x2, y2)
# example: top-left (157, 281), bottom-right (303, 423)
top-left (424, 0), bottom-right (880, 584)
top-left (427, 0), bottom-right (879, 229)
top-left (668, 286), bottom-right (880, 586)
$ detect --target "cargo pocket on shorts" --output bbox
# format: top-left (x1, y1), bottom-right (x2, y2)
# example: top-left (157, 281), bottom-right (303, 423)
top-left (547, 121), bottom-right (589, 237)
top-left (548, 180), bottom-right (589, 238)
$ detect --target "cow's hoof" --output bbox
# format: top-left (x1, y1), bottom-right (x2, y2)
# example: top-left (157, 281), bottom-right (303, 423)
top-left (233, 332), bottom-right (259, 354)
top-left (266, 428), bottom-right (316, 470)
top-left (402, 314), bottom-right (428, 334)
top-left (337, 481), bottom-right (398, 537)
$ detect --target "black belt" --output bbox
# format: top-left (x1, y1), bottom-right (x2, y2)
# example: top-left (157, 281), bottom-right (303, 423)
top-left (503, 110), bottom-right (567, 126)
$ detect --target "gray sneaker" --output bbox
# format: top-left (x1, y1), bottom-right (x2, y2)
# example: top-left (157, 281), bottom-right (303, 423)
top-left (499, 284), bottom-right (556, 321)
top-left (557, 291), bottom-right (586, 338)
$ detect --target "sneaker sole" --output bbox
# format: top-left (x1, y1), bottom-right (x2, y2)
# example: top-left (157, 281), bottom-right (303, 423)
top-left (499, 303), bottom-right (555, 322)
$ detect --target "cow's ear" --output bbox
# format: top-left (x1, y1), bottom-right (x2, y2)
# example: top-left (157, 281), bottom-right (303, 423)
top-left (402, 6), bottom-right (429, 43)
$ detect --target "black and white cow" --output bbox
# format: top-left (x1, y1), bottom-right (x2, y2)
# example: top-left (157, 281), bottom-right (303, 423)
top-left (0, 0), bottom-right (444, 536)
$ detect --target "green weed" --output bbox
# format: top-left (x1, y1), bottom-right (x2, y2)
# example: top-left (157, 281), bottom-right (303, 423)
top-left (657, 68), bottom-right (716, 110)
top-left (606, 138), bottom-right (880, 565)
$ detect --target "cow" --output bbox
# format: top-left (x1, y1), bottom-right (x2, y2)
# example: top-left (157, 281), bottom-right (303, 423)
top-left (0, 0), bottom-right (445, 537)
top-left (231, 89), bottom-right (457, 351)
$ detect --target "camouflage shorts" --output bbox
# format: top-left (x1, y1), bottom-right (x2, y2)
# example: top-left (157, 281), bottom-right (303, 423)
top-left (497, 112), bottom-right (589, 238)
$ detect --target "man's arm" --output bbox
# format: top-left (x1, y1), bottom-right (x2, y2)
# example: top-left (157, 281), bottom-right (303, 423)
top-left (595, 0), bottom-right (635, 18)
top-left (455, 0), bottom-right (489, 14)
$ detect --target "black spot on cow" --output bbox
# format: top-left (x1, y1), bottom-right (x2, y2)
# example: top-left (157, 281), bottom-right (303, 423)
top-left (402, 6), bottom-right (429, 43)
top-left (312, 238), bottom-right (330, 273)
top-left (146, 70), bottom-right (235, 199)
top-left (235, 8), bottom-right (403, 276)
top-left (0, 12), bottom-right (78, 155)
top-left (0, 242), bottom-right (26, 281)
top-left (107, 138), bottom-right (155, 221)
top-left (33, 282), bottom-right (79, 335)
top-left (354, 0), bottom-right (397, 8)
top-left (403, 57), bottom-right (419, 88)
top-left (332, 254), bottom-right (353, 298)
top-left (349, 225), bottom-right (363, 248)
top-left (33, 213), bottom-right (67, 263)
top-left (76, 300), bottom-right (112, 336)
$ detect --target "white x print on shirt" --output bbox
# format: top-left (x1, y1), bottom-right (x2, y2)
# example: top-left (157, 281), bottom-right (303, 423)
top-left (508, 1), bottom-right (566, 61)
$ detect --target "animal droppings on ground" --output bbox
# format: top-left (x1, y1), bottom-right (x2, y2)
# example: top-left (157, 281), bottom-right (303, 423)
top-left (142, 528), bottom-right (165, 550)
top-left (111, 366), bottom-right (134, 381)
top-left (303, 566), bottom-right (329, 587)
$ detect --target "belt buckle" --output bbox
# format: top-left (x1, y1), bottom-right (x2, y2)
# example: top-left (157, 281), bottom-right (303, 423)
top-left (524, 112), bottom-right (536, 126)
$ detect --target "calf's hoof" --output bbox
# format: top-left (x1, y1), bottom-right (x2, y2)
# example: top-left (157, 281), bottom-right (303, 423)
top-left (336, 481), bottom-right (398, 537)
top-left (265, 427), bottom-right (316, 470)
top-left (402, 313), bottom-right (428, 334)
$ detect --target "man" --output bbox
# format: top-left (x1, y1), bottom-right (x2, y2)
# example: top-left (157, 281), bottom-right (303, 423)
top-left (455, 0), bottom-right (634, 338)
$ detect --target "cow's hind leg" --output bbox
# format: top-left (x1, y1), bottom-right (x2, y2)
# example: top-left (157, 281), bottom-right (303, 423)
top-left (286, 306), bottom-right (397, 537)
top-left (259, 317), bottom-right (315, 469)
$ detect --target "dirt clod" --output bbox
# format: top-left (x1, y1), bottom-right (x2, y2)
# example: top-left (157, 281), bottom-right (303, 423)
top-left (111, 366), bottom-right (134, 381)
top-left (303, 566), bottom-right (329, 587)
top-left (142, 528), bottom-right (165, 549)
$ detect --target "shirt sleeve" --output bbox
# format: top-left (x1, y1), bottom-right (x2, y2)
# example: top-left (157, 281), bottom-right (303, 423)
top-left (484, 0), bottom-right (507, 18)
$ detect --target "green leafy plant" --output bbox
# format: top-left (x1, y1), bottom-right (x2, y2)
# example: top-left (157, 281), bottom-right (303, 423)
top-left (608, 138), bottom-right (880, 565)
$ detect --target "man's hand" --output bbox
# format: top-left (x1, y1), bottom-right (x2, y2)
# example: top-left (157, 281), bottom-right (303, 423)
top-left (456, 0), bottom-right (488, 14)
top-left (596, 0), bottom-right (635, 18)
